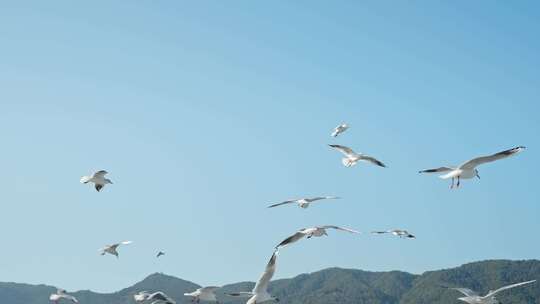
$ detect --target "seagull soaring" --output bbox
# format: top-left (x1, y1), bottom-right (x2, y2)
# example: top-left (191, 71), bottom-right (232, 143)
top-left (80, 170), bottom-right (113, 192)
top-left (99, 241), bottom-right (132, 258)
top-left (50, 289), bottom-right (78, 304)
top-left (419, 146), bottom-right (525, 188)
top-left (331, 123), bottom-right (349, 137)
top-left (451, 280), bottom-right (536, 304)
top-left (156, 251), bottom-right (165, 258)
top-left (147, 291), bottom-right (176, 304)
top-left (276, 225), bottom-right (360, 249)
top-left (184, 286), bottom-right (220, 303)
top-left (226, 251), bottom-right (280, 304)
top-left (372, 229), bottom-right (415, 239)
top-left (328, 144), bottom-right (386, 168)
top-left (267, 196), bottom-right (339, 209)
top-left (134, 291), bottom-right (151, 302)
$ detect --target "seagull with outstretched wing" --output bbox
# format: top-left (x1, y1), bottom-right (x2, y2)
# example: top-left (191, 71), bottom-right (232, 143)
top-left (267, 196), bottom-right (339, 209)
top-left (371, 229), bottom-right (415, 239)
top-left (419, 146), bottom-right (526, 188)
top-left (49, 288), bottom-right (78, 304)
top-left (99, 240), bottom-right (132, 258)
top-left (276, 225), bottom-right (360, 249)
top-left (450, 280), bottom-right (535, 304)
top-left (328, 144), bottom-right (386, 168)
top-left (331, 123), bottom-right (349, 137)
top-left (80, 170), bottom-right (113, 192)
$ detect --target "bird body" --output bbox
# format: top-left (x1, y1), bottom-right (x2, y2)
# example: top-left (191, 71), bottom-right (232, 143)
top-left (99, 241), bottom-right (132, 258)
top-left (372, 229), bottom-right (415, 239)
top-left (49, 289), bottom-right (78, 303)
top-left (80, 170), bottom-right (113, 192)
top-left (184, 286), bottom-right (220, 303)
top-left (419, 146), bottom-right (525, 188)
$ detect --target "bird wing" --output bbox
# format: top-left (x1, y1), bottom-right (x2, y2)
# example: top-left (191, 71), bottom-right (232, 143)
top-left (306, 196), bottom-right (340, 203)
top-left (458, 146), bottom-right (525, 170)
top-left (93, 170), bottom-right (109, 178)
top-left (267, 200), bottom-right (297, 208)
top-left (371, 230), bottom-right (391, 234)
top-left (80, 176), bottom-right (92, 183)
top-left (320, 225), bottom-right (360, 234)
top-left (451, 288), bottom-right (479, 297)
top-left (253, 251), bottom-right (278, 294)
top-left (148, 292), bottom-right (173, 302)
top-left (225, 292), bottom-right (254, 298)
top-left (328, 144), bottom-right (356, 157)
top-left (275, 231), bottom-right (308, 249)
top-left (484, 280), bottom-right (536, 298)
top-left (64, 295), bottom-right (79, 303)
top-left (418, 167), bottom-right (454, 174)
top-left (359, 155), bottom-right (386, 167)
top-left (120, 241), bottom-right (132, 246)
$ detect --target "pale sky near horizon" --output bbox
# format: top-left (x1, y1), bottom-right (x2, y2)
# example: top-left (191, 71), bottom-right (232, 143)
top-left (1, 1), bottom-right (539, 293)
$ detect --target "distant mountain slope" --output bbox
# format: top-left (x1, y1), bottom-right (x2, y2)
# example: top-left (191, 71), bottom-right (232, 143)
top-left (1, 260), bottom-right (539, 304)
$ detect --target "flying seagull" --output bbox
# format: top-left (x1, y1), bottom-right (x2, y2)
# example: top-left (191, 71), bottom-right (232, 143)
top-left (226, 251), bottom-right (280, 304)
top-left (331, 123), bottom-right (349, 137)
top-left (184, 286), bottom-right (220, 303)
top-left (99, 240), bottom-right (132, 258)
top-left (372, 229), bottom-right (415, 239)
top-left (450, 280), bottom-right (536, 304)
top-left (276, 225), bottom-right (360, 249)
top-left (419, 146), bottom-right (526, 188)
top-left (328, 144), bottom-right (386, 168)
top-left (80, 170), bottom-right (113, 192)
top-left (157, 251), bottom-right (165, 258)
top-left (50, 289), bottom-right (78, 304)
top-left (147, 291), bottom-right (176, 304)
top-left (267, 196), bottom-right (340, 209)
top-left (134, 291), bottom-right (151, 302)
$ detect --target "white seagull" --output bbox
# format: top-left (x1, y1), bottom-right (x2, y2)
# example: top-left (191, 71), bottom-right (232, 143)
top-left (184, 286), bottom-right (220, 303)
top-left (419, 146), bottom-right (526, 188)
top-left (134, 291), bottom-right (151, 302)
top-left (147, 291), bottom-right (176, 304)
top-left (99, 240), bottom-right (132, 258)
top-left (328, 144), bottom-right (386, 168)
top-left (50, 289), bottom-right (78, 304)
top-left (275, 225), bottom-right (360, 249)
top-left (267, 196), bottom-right (340, 209)
top-left (226, 251), bottom-right (280, 304)
top-left (80, 170), bottom-right (113, 192)
top-left (451, 280), bottom-right (536, 304)
top-left (331, 123), bottom-right (349, 137)
top-left (372, 229), bottom-right (415, 239)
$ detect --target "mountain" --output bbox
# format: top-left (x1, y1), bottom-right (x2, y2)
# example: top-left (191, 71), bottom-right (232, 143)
top-left (2, 260), bottom-right (539, 304)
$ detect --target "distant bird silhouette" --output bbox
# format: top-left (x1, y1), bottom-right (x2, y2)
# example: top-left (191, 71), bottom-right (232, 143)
top-left (157, 251), bottom-right (165, 258)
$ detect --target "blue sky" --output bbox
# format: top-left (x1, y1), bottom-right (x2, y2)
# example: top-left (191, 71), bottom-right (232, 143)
top-left (1, 1), bottom-right (539, 293)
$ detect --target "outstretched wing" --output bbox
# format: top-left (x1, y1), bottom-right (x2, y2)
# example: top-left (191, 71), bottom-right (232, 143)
top-left (225, 292), bottom-right (254, 298)
top-left (275, 231), bottom-right (307, 249)
top-left (320, 225), bottom-right (360, 234)
top-left (120, 241), bottom-right (132, 246)
top-left (267, 200), bottom-right (297, 208)
top-left (451, 288), bottom-right (479, 297)
top-left (306, 196), bottom-right (340, 203)
top-left (484, 280), bottom-right (536, 298)
top-left (359, 155), bottom-right (386, 167)
top-left (459, 146), bottom-right (525, 170)
top-left (371, 230), bottom-right (391, 234)
top-left (253, 251), bottom-right (278, 294)
top-left (418, 167), bottom-right (454, 174)
top-left (93, 170), bottom-right (109, 178)
top-left (328, 144), bottom-right (356, 157)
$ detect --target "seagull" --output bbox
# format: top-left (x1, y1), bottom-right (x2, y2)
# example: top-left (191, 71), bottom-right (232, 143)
top-left (226, 251), bottom-right (280, 304)
top-left (372, 229), bottom-right (415, 239)
top-left (267, 196), bottom-right (340, 209)
top-left (147, 291), bottom-right (176, 304)
top-left (275, 225), bottom-right (360, 249)
top-left (50, 289), bottom-right (78, 304)
top-left (99, 240), bottom-right (132, 258)
top-left (156, 251), bottom-right (165, 258)
top-left (80, 170), bottom-right (113, 192)
top-left (450, 280), bottom-right (536, 304)
top-left (134, 291), bottom-right (151, 302)
top-left (184, 286), bottom-right (220, 303)
top-left (328, 144), bottom-right (386, 168)
top-left (331, 123), bottom-right (349, 137)
top-left (419, 146), bottom-right (526, 188)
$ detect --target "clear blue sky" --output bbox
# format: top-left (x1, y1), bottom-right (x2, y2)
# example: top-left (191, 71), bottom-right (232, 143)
top-left (1, 1), bottom-right (539, 293)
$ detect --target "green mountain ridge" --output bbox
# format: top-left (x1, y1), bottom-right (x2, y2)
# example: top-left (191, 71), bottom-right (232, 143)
top-left (2, 259), bottom-right (539, 304)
